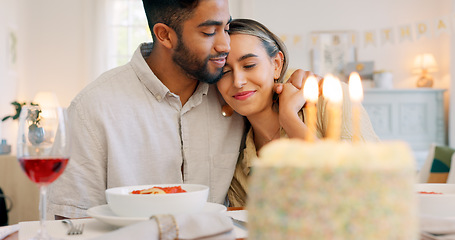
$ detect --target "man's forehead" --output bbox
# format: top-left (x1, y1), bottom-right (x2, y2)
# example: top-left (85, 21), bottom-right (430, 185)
top-left (190, 0), bottom-right (231, 26)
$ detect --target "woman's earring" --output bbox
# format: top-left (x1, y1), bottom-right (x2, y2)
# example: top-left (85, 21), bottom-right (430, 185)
top-left (221, 104), bottom-right (234, 117)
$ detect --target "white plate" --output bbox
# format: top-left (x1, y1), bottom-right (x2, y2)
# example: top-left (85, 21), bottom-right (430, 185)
top-left (87, 202), bottom-right (227, 227)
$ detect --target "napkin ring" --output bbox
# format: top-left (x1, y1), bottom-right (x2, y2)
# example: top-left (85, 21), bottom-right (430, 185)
top-left (150, 214), bottom-right (179, 240)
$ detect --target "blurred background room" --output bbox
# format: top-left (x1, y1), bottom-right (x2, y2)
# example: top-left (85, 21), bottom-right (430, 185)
top-left (0, 0), bottom-right (454, 224)
top-left (1, 0), bottom-right (454, 163)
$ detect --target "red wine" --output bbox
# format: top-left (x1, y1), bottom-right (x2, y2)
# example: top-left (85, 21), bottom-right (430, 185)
top-left (19, 157), bottom-right (69, 185)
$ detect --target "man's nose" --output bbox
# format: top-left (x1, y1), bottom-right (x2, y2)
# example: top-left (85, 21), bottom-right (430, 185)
top-left (214, 32), bottom-right (230, 53)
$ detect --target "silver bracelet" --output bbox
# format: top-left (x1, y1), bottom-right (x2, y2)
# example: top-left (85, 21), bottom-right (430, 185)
top-left (150, 214), bottom-right (179, 240)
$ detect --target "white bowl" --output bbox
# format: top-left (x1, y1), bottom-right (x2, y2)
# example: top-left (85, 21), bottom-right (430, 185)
top-left (106, 184), bottom-right (209, 217)
top-left (416, 183), bottom-right (455, 217)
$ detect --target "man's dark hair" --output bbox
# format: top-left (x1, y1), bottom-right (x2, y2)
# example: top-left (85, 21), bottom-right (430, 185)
top-left (142, 0), bottom-right (200, 42)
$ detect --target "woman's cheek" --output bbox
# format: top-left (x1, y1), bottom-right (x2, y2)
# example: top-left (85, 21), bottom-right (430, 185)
top-left (217, 80), bottom-right (231, 100)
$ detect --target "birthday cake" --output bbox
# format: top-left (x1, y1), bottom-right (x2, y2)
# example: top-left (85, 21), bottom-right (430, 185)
top-left (247, 139), bottom-right (417, 239)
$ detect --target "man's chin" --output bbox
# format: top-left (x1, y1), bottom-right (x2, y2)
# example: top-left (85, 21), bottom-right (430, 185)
top-left (198, 70), bottom-right (223, 84)
top-left (199, 75), bottom-right (222, 84)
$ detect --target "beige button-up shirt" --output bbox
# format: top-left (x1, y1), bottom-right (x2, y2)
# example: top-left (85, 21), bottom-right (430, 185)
top-left (47, 43), bottom-right (244, 218)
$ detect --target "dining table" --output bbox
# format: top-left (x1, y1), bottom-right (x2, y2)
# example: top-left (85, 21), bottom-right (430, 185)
top-left (1, 207), bottom-right (247, 240)
top-left (4, 199), bottom-right (455, 239)
top-left (4, 207), bottom-right (455, 239)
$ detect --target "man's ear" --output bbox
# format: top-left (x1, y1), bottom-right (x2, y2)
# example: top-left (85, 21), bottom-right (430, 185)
top-left (153, 23), bottom-right (177, 49)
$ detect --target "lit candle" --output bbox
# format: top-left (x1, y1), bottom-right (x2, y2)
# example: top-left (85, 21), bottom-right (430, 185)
top-left (303, 76), bottom-right (319, 142)
top-left (322, 74), bottom-right (343, 141)
top-left (348, 72), bottom-right (364, 142)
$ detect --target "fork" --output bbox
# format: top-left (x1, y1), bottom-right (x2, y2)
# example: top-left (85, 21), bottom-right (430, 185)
top-left (230, 216), bottom-right (247, 229)
top-left (62, 219), bottom-right (85, 235)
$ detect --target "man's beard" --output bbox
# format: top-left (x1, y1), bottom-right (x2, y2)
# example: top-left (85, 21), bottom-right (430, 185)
top-left (172, 39), bottom-right (227, 84)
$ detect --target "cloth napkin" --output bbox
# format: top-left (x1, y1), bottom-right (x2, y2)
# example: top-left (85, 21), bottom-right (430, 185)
top-left (224, 210), bottom-right (248, 239)
top-left (19, 218), bottom-right (116, 240)
top-left (89, 212), bottom-right (235, 240)
top-left (0, 224), bottom-right (19, 240)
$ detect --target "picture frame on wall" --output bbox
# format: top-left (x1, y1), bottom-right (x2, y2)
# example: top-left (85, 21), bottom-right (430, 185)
top-left (345, 61), bottom-right (375, 88)
top-left (6, 27), bottom-right (18, 76)
top-left (345, 61), bottom-right (375, 80)
top-left (310, 31), bottom-right (357, 82)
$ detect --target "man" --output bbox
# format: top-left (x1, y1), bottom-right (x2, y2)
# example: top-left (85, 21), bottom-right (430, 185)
top-left (47, 0), bottom-right (244, 218)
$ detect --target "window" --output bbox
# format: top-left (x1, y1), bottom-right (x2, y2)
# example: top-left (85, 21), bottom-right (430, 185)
top-left (107, 0), bottom-right (151, 69)
top-left (105, 0), bottom-right (242, 70)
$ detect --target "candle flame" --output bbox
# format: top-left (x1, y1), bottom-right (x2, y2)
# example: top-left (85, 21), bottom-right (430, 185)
top-left (303, 76), bottom-right (319, 102)
top-left (349, 72), bottom-right (364, 102)
top-left (322, 74), bottom-right (343, 103)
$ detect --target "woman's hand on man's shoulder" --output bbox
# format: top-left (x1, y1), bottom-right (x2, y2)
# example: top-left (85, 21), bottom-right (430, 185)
top-left (273, 69), bottom-right (323, 94)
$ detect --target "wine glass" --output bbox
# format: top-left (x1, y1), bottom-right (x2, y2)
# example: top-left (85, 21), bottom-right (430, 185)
top-left (17, 104), bottom-right (70, 240)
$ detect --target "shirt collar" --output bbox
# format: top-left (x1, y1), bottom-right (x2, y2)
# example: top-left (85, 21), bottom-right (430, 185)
top-left (131, 42), bottom-right (209, 103)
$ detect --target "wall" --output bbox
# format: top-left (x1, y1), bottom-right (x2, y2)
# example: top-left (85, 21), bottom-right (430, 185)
top-left (0, 0), bottom-right (19, 104)
top-left (239, 0), bottom-right (453, 146)
top-left (239, 0), bottom-right (451, 90)
top-left (16, 0), bottom-right (88, 107)
top-left (0, 0), bottom-right (20, 150)
top-left (0, 0), bottom-right (101, 148)
top-left (0, 0), bottom-right (453, 146)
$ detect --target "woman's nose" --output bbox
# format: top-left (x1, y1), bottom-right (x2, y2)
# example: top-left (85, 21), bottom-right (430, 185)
top-left (233, 72), bottom-right (247, 88)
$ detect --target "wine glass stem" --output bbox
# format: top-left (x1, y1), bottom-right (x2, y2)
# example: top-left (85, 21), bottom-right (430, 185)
top-left (38, 185), bottom-right (49, 238)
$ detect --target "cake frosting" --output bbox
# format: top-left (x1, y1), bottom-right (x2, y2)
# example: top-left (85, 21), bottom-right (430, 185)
top-left (247, 139), bottom-right (417, 239)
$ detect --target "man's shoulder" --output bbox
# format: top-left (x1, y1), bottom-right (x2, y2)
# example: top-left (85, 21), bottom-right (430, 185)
top-left (98, 63), bottom-right (133, 81)
top-left (72, 64), bottom-right (135, 104)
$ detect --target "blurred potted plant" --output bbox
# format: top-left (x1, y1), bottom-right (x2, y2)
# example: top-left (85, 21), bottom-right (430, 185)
top-left (1, 101), bottom-right (26, 154)
top-left (1, 101), bottom-right (25, 122)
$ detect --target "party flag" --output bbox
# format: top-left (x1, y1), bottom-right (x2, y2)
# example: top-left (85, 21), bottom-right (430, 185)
top-left (380, 27), bottom-right (394, 45)
top-left (363, 30), bottom-right (377, 47)
top-left (415, 20), bottom-right (431, 40)
top-left (293, 35), bottom-right (302, 46)
top-left (310, 34), bottom-right (319, 47)
top-left (451, 13), bottom-right (455, 32)
top-left (434, 16), bottom-right (450, 37)
top-left (398, 24), bottom-right (413, 42)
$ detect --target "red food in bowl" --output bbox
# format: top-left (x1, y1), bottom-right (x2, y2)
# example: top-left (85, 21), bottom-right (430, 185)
top-left (418, 191), bottom-right (442, 194)
top-left (131, 186), bottom-right (187, 194)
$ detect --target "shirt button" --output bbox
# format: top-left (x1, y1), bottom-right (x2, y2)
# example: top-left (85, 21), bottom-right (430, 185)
top-left (156, 95), bottom-right (162, 101)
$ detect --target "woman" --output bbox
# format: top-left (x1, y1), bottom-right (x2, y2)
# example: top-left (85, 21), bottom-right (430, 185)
top-left (216, 19), bottom-right (379, 207)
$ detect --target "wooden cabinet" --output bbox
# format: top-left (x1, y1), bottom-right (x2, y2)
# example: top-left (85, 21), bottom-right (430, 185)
top-left (0, 155), bottom-right (39, 224)
top-left (363, 89), bottom-right (446, 169)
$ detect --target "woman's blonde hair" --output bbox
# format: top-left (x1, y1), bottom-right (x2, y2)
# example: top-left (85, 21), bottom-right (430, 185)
top-left (228, 18), bottom-right (289, 106)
